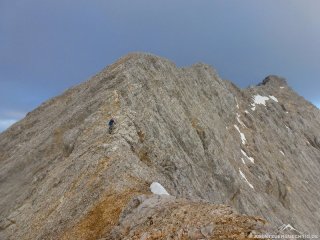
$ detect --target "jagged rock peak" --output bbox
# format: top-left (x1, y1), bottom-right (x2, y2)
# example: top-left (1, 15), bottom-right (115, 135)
top-left (107, 52), bottom-right (177, 70)
top-left (107, 52), bottom-right (218, 76)
top-left (258, 75), bottom-right (288, 87)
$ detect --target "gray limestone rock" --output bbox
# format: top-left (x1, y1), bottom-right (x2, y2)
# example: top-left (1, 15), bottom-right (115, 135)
top-left (0, 52), bottom-right (319, 239)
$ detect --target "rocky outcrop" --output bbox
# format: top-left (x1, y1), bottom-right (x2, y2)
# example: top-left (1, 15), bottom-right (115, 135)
top-left (110, 194), bottom-right (268, 239)
top-left (0, 53), bottom-right (319, 239)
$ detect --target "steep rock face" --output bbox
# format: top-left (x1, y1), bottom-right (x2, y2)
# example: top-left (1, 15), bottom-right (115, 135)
top-left (0, 53), bottom-right (319, 239)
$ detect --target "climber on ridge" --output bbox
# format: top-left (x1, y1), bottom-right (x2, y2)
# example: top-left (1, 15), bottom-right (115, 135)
top-left (108, 118), bottom-right (115, 134)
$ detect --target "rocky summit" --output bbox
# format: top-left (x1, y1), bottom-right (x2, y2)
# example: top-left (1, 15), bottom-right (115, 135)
top-left (1, 53), bottom-right (319, 240)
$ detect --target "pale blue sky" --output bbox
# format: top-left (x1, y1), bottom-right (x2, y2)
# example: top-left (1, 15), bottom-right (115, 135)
top-left (1, 0), bottom-right (319, 131)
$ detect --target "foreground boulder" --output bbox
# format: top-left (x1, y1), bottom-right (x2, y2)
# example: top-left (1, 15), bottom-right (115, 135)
top-left (110, 194), bottom-right (268, 240)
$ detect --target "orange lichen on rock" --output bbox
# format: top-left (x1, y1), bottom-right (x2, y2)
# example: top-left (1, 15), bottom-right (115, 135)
top-left (59, 189), bottom-right (145, 240)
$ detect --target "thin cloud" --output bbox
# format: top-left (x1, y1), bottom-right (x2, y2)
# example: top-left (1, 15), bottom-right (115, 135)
top-left (0, 119), bottom-right (17, 132)
top-left (3, 110), bottom-right (26, 119)
top-left (0, 110), bottom-right (25, 132)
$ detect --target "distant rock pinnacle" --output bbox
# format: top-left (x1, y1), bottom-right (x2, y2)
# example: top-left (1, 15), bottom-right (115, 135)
top-left (258, 75), bottom-right (288, 87)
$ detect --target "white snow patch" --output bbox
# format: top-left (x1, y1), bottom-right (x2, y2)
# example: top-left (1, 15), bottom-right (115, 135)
top-left (280, 150), bottom-right (285, 156)
top-left (241, 158), bottom-right (246, 164)
top-left (280, 87), bottom-right (285, 89)
top-left (150, 182), bottom-right (170, 195)
top-left (241, 149), bottom-right (255, 163)
top-left (239, 169), bottom-right (254, 189)
top-left (236, 113), bottom-right (246, 128)
top-left (235, 97), bottom-right (239, 109)
top-left (234, 125), bottom-right (247, 145)
top-left (253, 95), bottom-right (270, 105)
top-left (250, 94), bottom-right (279, 111)
top-left (285, 125), bottom-right (290, 130)
top-left (251, 95), bottom-right (269, 111)
top-left (245, 110), bottom-right (254, 118)
top-left (269, 95), bottom-right (279, 102)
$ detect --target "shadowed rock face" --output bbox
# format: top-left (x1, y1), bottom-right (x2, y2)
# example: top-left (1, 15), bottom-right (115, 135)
top-left (0, 53), bottom-right (319, 239)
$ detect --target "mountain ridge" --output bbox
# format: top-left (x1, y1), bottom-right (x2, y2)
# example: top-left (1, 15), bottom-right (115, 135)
top-left (1, 52), bottom-right (319, 239)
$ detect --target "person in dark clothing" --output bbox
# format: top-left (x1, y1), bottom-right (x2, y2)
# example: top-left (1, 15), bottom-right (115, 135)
top-left (108, 118), bottom-right (115, 134)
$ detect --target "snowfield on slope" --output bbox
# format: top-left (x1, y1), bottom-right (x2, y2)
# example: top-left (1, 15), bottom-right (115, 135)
top-left (239, 169), bottom-right (254, 189)
top-left (241, 149), bottom-right (255, 163)
top-left (251, 94), bottom-right (279, 111)
top-left (150, 182), bottom-right (170, 195)
top-left (234, 125), bottom-right (247, 145)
